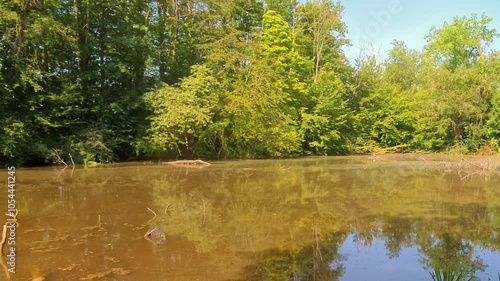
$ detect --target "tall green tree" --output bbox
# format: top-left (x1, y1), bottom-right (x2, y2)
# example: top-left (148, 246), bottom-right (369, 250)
top-left (352, 53), bottom-right (417, 150)
top-left (0, 0), bottom-right (78, 164)
top-left (224, 10), bottom-right (302, 157)
top-left (384, 40), bottom-right (419, 91)
top-left (484, 51), bottom-right (500, 152)
top-left (416, 14), bottom-right (499, 151)
top-left (295, 0), bottom-right (349, 83)
top-left (424, 13), bottom-right (499, 72)
top-left (264, 0), bottom-right (298, 26)
top-left (299, 67), bottom-right (353, 155)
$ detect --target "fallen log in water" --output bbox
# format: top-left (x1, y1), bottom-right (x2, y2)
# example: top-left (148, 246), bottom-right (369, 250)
top-left (165, 160), bottom-right (211, 167)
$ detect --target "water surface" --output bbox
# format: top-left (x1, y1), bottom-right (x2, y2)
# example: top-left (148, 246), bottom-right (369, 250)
top-left (2, 155), bottom-right (500, 280)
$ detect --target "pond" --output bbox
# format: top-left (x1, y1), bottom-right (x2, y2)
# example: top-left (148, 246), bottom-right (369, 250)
top-left (2, 155), bottom-right (500, 281)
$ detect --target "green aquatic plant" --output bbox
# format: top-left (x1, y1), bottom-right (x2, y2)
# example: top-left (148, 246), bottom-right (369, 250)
top-left (429, 268), bottom-right (472, 281)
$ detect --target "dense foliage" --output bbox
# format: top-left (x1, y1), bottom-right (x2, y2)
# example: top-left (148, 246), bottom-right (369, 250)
top-left (1, 0), bottom-right (499, 165)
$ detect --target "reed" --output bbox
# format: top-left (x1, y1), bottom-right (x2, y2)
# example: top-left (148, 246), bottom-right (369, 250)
top-left (429, 268), bottom-right (472, 281)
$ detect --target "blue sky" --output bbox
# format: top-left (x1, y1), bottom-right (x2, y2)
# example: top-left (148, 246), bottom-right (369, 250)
top-left (339, 0), bottom-right (500, 63)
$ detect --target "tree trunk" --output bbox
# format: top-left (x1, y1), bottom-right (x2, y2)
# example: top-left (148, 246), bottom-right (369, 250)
top-left (14, 0), bottom-right (31, 56)
top-left (157, 0), bottom-right (167, 81)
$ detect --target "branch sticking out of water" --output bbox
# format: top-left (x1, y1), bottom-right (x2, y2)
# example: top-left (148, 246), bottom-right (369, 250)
top-left (0, 223), bottom-right (6, 254)
top-left (0, 255), bottom-right (10, 279)
top-left (144, 228), bottom-right (157, 244)
top-left (52, 148), bottom-right (68, 167)
top-left (69, 153), bottom-right (75, 166)
top-left (164, 204), bottom-right (171, 216)
top-left (147, 207), bottom-right (157, 223)
top-left (144, 228), bottom-right (156, 238)
top-left (0, 209), bottom-right (16, 254)
top-left (459, 159), bottom-right (496, 180)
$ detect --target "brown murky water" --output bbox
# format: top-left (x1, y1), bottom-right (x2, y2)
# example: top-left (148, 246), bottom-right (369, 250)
top-left (2, 155), bottom-right (500, 281)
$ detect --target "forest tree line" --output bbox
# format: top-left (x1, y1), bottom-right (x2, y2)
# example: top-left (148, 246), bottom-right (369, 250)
top-left (1, 0), bottom-right (500, 166)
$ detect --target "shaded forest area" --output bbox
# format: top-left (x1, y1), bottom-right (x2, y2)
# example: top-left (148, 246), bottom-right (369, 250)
top-left (1, 0), bottom-right (499, 166)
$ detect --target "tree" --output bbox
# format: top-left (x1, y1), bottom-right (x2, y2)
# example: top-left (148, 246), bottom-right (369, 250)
top-left (295, 0), bottom-right (348, 83)
top-left (3, 1), bottom-right (500, 165)
top-left (416, 14), bottom-right (499, 151)
top-left (223, 10), bottom-right (302, 157)
top-left (0, 0), bottom-right (154, 165)
top-left (0, 0), bottom-right (79, 164)
top-left (299, 68), bottom-right (353, 155)
top-left (142, 65), bottom-right (220, 156)
top-left (485, 51), bottom-right (500, 152)
top-left (264, 0), bottom-right (298, 26)
top-left (424, 13), bottom-right (499, 72)
top-left (147, 0), bottom-right (211, 85)
top-left (384, 40), bottom-right (419, 91)
top-left (353, 52), bottom-right (417, 150)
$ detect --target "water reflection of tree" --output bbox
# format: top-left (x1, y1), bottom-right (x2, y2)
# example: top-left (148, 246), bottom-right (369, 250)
top-left (419, 233), bottom-right (485, 280)
top-left (148, 157), bottom-right (500, 279)
top-left (149, 160), bottom-right (351, 278)
top-left (230, 232), bottom-right (347, 281)
top-left (16, 157), bottom-right (500, 279)
top-left (416, 204), bottom-right (493, 279)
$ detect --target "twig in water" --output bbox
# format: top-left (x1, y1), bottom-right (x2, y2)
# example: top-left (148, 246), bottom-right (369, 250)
top-left (143, 228), bottom-right (157, 244)
top-left (3, 209), bottom-right (18, 228)
top-left (0, 223), bottom-right (6, 254)
top-left (164, 204), bottom-right (171, 215)
top-left (460, 171), bottom-right (480, 181)
top-left (52, 149), bottom-right (68, 167)
top-left (0, 255), bottom-right (10, 279)
top-left (98, 214), bottom-right (101, 227)
top-left (279, 165), bottom-right (290, 171)
top-left (144, 228), bottom-right (156, 237)
top-left (144, 236), bottom-right (154, 244)
top-left (69, 153), bottom-right (75, 167)
top-left (468, 161), bottom-right (482, 169)
top-left (5, 209), bottom-right (18, 219)
top-left (147, 207), bottom-right (157, 223)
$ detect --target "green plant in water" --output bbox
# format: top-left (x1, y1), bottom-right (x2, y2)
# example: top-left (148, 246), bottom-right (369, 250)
top-left (429, 268), bottom-right (472, 281)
